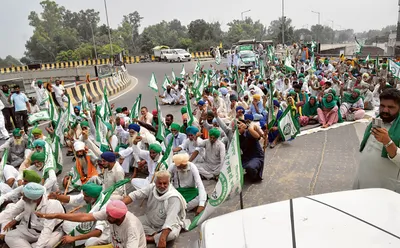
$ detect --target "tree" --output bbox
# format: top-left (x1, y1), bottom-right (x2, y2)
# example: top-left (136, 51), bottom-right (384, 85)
top-left (293, 28), bottom-right (313, 42)
top-left (117, 11), bottom-right (143, 55)
top-left (56, 50), bottom-right (79, 61)
top-left (225, 18), bottom-right (267, 46)
top-left (267, 17), bottom-right (294, 45)
top-left (98, 44), bottom-right (123, 57)
top-left (0, 56), bottom-right (23, 67)
top-left (188, 19), bottom-right (210, 41)
top-left (310, 25), bottom-right (335, 43)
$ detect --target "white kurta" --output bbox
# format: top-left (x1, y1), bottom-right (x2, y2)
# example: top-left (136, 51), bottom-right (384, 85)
top-left (179, 137), bottom-right (205, 163)
top-left (103, 162), bottom-right (125, 200)
top-left (196, 139), bottom-right (226, 179)
top-left (131, 145), bottom-right (161, 190)
top-left (354, 121), bottom-right (400, 191)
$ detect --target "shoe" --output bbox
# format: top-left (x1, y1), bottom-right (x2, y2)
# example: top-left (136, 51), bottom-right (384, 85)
top-left (66, 151), bottom-right (74, 156)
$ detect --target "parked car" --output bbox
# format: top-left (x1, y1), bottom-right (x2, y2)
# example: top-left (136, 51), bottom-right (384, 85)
top-left (238, 50), bottom-right (257, 69)
top-left (195, 188), bottom-right (400, 248)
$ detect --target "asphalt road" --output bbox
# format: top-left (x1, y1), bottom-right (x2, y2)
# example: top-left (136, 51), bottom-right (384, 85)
top-left (2, 60), bottom-right (368, 248)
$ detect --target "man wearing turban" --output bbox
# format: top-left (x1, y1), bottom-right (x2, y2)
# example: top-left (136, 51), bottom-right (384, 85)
top-left (168, 153), bottom-right (207, 215)
top-left (166, 122), bottom-right (187, 151)
top-left (131, 136), bottom-right (163, 190)
top-left (24, 151), bottom-right (59, 193)
top-left (99, 152), bottom-right (125, 200)
top-left (174, 126), bottom-right (205, 163)
top-left (160, 84), bottom-right (178, 105)
top-left (123, 170), bottom-right (187, 247)
top-left (37, 200), bottom-right (146, 248)
top-left (0, 128), bottom-right (29, 167)
top-left (48, 182), bottom-right (117, 247)
top-left (31, 79), bottom-right (49, 110)
top-left (4, 182), bottom-right (65, 248)
top-left (63, 141), bottom-right (101, 193)
top-left (195, 128), bottom-right (226, 180)
top-left (211, 89), bottom-right (228, 118)
top-left (78, 117), bottom-right (101, 157)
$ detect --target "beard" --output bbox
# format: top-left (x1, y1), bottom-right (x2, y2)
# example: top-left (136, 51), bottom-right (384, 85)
top-left (380, 111), bottom-right (399, 123)
top-left (128, 133), bottom-right (138, 146)
top-left (24, 202), bottom-right (37, 213)
top-left (156, 187), bottom-right (168, 195)
top-left (14, 138), bottom-right (23, 146)
top-left (78, 157), bottom-right (87, 169)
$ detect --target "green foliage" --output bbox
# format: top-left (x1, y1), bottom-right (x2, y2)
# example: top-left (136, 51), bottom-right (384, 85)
top-left (56, 50), bottom-right (79, 62)
top-left (267, 17), bottom-right (294, 45)
top-left (0, 56), bottom-right (23, 67)
top-left (98, 44), bottom-right (123, 56)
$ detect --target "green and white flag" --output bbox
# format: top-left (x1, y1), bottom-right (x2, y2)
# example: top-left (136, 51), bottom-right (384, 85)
top-left (0, 148), bottom-right (8, 183)
top-left (172, 69), bottom-right (176, 81)
top-left (51, 136), bottom-right (63, 175)
top-left (194, 61), bottom-right (201, 74)
top-left (267, 45), bottom-right (275, 61)
top-left (284, 56), bottom-right (296, 72)
top-left (155, 97), bottom-right (165, 143)
top-left (160, 136), bottom-right (174, 170)
top-left (71, 178), bottom-right (131, 246)
top-left (130, 94), bottom-right (142, 120)
top-left (389, 59), bottom-right (400, 79)
top-left (311, 41), bottom-right (317, 53)
top-left (188, 126), bottom-right (243, 230)
top-left (235, 71), bottom-right (244, 96)
top-left (96, 114), bottom-right (111, 152)
top-left (148, 72), bottom-right (159, 93)
top-left (43, 141), bottom-right (57, 180)
top-left (54, 100), bottom-right (71, 144)
top-left (308, 54), bottom-right (316, 72)
top-left (195, 75), bottom-right (204, 101)
top-left (259, 58), bottom-right (265, 79)
top-left (162, 74), bottom-right (170, 91)
top-left (267, 82), bottom-right (276, 129)
top-left (28, 110), bottom-right (50, 125)
top-left (355, 37), bottom-right (363, 55)
top-left (185, 90), bottom-right (194, 126)
top-left (365, 54), bottom-right (370, 62)
top-left (80, 88), bottom-right (90, 118)
top-left (215, 48), bottom-right (221, 65)
top-left (278, 107), bottom-right (300, 141)
top-left (27, 124), bottom-right (37, 149)
top-left (69, 95), bottom-right (76, 123)
top-left (48, 95), bottom-right (59, 123)
top-left (180, 64), bottom-right (186, 76)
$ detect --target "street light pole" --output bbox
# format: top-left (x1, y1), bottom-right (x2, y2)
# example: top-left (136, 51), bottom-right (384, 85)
top-left (89, 24), bottom-right (98, 59)
top-left (241, 9), bottom-right (251, 21)
top-left (311, 11), bottom-right (321, 42)
top-left (282, 0), bottom-right (285, 45)
top-left (104, 0), bottom-right (113, 57)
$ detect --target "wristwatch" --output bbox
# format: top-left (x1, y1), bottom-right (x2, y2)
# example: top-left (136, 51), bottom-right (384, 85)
top-left (385, 140), bottom-right (393, 148)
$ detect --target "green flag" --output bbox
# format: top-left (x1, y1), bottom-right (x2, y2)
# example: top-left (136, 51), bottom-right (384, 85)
top-left (278, 107), bottom-right (301, 141)
top-left (28, 110), bottom-right (50, 125)
top-left (194, 61), bottom-right (201, 74)
top-left (365, 54), bottom-right (370, 62)
top-left (148, 72), bottom-right (159, 93)
top-left (99, 87), bottom-right (112, 121)
top-left (155, 97), bottom-right (165, 142)
top-left (284, 56), bottom-right (296, 72)
top-left (48, 94), bottom-right (59, 124)
top-left (160, 136), bottom-right (174, 170)
top-left (267, 82), bottom-right (276, 129)
top-left (180, 64), bottom-right (186, 76)
top-left (389, 59), bottom-right (400, 79)
top-left (129, 94), bottom-right (142, 120)
top-left (162, 74), bottom-right (170, 91)
top-left (185, 90), bottom-right (194, 126)
top-left (172, 69), bottom-right (176, 81)
top-left (54, 97), bottom-right (71, 144)
top-left (52, 136), bottom-right (63, 175)
top-left (355, 37), bottom-right (363, 55)
top-left (188, 126), bottom-right (243, 230)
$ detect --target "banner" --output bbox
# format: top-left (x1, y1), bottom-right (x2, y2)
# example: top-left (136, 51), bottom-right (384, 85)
top-left (389, 59), bottom-right (400, 79)
top-left (0, 148), bottom-right (8, 183)
top-left (28, 110), bottom-right (50, 125)
top-left (278, 108), bottom-right (300, 141)
top-left (188, 127), bottom-right (243, 230)
top-left (129, 94), bottom-right (142, 120)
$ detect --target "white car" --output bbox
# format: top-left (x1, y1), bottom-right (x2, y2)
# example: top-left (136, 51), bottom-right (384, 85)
top-left (161, 49), bottom-right (191, 62)
top-left (196, 188), bottom-right (400, 248)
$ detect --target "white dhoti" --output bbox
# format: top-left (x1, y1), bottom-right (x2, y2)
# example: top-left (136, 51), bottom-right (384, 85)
top-left (138, 215), bottom-right (181, 246)
top-left (5, 225), bottom-right (63, 248)
top-left (187, 196), bottom-right (200, 211)
top-left (196, 162), bottom-right (221, 179)
top-left (0, 203), bottom-right (16, 235)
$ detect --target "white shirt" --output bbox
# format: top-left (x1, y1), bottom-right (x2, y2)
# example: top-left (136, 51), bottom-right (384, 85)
top-left (132, 145), bottom-right (160, 182)
top-left (3, 164), bottom-right (19, 188)
top-left (102, 162), bottom-right (125, 197)
top-left (179, 137), bottom-right (203, 155)
top-left (93, 210), bottom-right (146, 248)
top-left (168, 162), bottom-right (207, 206)
top-left (52, 84), bottom-right (64, 98)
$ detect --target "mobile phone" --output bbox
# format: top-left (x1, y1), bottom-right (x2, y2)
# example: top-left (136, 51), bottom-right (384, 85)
top-left (372, 118), bottom-right (383, 129)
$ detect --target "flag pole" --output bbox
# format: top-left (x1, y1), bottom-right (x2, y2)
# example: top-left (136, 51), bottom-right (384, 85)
top-left (239, 192), bottom-right (244, 209)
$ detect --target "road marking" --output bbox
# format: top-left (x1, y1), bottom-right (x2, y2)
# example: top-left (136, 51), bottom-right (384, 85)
top-left (309, 131), bottom-right (328, 195)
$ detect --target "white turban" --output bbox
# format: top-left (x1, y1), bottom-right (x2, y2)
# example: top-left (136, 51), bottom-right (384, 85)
top-left (74, 141), bottom-right (85, 151)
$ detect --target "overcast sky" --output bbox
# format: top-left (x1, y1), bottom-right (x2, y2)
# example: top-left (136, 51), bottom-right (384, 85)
top-left (1, 0), bottom-right (397, 58)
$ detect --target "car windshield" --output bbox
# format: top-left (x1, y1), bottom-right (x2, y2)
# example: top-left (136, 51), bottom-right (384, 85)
top-left (176, 49), bottom-right (187, 54)
top-left (240, 52), bottom-right (254, 58)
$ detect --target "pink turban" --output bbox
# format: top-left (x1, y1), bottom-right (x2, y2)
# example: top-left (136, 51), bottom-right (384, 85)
top-left (106, 200), bottom-right (128, 219)
top-left (173, 153), bottom-right (189, 166)
top-left (182, 113), bottom-right (188, 121)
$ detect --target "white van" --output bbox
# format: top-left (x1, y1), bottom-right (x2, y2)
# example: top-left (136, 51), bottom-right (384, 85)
top-left (196, 188), bottom-right (400, 248)
top-left (160, 49), bottom-right (191, 62)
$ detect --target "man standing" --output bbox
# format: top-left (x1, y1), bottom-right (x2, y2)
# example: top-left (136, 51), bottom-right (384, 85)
top-left (195, 128), bottom-right (226, 180)
top-left (4, 183), bottom-right (65, 248)
top-left (53, 79), bottom-right (67, 111)
top-left (9, 85), bottom-right (30, 133)
top-left (354, 89), bottom-right (400, 190)
top-left (37, 200), bottom-right (146, 248)
top-left (31, 80), bottom-right (49, 110)
top-left (0, 85), bottom-right (15, 133)
top-left (168, 153), bottom-right (206, 215)
top-left (123, 170), bottom-right (188, 248)
top-left (0, 99), bottom-right (10, 140)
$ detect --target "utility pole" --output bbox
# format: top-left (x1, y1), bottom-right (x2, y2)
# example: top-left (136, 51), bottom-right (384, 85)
top-left (241, 9), bottom-right (251, 21)
top-left (282, 0), bottom-right (285, 46)
top-left (104, 0), bottom-right (113, 57)
top-left (311, 11), bottom-right (321, 42)
top-left (89, 24), bottom-right (98, 59)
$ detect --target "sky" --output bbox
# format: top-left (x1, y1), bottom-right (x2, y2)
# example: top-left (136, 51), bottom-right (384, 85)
top-left (0, 0), bottom-right (397, 58)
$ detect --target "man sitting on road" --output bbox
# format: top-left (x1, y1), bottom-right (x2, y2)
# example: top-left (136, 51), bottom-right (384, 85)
top-left (63, 141), bottom-right (101, 193)
top-left (195, 128), bottom-right (226, 180)
top-left (139, 106), bottom-right (153, 125)
top-left (0, 128), bottom-right (29, 167)
top-left (173, 126), bottom-right (205, 163)
top-left (115, 122), bottom-right (142, 175)
top-left (49, 182), bottom-right (111, 247)
top-left (99, 152), bottom-right (125, 200)
top-left (4, 183), bottom-right (65, 248)
top-left (168, 153), bottom-right (207, 215)
top-left (24, 151), bottom-right (59, 193)
top-left (37, 200), bottom-right (146, 248)
top-left (165, 122), bottom-right (187, 151)
top-left (123, 170), bottom-right (189, 248)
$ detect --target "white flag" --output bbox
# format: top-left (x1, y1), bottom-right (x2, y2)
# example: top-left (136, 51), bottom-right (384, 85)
top-left (188, 127), bottom-right (243, 230)
top-left (0, 148), bottom-right (8, 183)
top-left (215, 49), bottom-right (221, 65)
top-left (389, 59), bottom-right (400, 79)
top-left (172, 69), bottom-right (176, 81)
top-left (148, 72), bottom-right (158, 93)
top-left (28, 110), bottom-right (50, 125)
top-left (278, 108), bottom-right (300, 141)
top-left (180, 64), bottom-right (186, 76)
top-left (162, 74), bottom-right (170, 91)
top-left (284, 56), bottom-right (296, 72)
